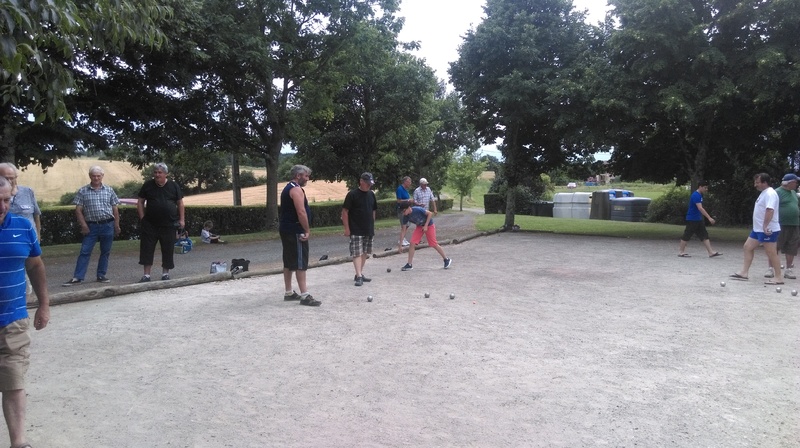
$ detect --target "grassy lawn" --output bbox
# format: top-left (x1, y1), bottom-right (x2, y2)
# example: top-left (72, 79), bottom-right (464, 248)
top-left (475, 214), bottom-right (749, 242)
top-left (549, 182), bottom-right (676, 200)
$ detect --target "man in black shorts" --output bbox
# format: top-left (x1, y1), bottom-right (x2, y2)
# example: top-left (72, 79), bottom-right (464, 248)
top-left (678, 181), bottom-right (721, 258)
top-left (279, 165), bottom-right (320, 306)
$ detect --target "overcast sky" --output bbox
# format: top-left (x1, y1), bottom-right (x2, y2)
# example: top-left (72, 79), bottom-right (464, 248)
top-left (396, 0), bottom-right (611, 159)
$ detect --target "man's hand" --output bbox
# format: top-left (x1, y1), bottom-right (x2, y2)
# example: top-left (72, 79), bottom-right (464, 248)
top-left (34, 305), bottom-right (50, 330)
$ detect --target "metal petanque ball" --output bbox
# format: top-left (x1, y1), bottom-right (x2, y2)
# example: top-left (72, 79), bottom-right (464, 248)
top-left (792, 290), bottom-right (798, 296)
top-left (720, 281), bottom-right (726, 287)
top-left (776, 287), bottom-right (782, 293)
top-left (424, 293), bottom-right (430, 298)
top-left (450, 293), bottom-right (455, 300)
top-left (367, 295), bottom-right (373, 302)
top-left (386, 268), bottom-right (391, 273)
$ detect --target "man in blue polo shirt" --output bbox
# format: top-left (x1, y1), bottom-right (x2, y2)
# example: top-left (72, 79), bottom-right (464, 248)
top-left (0, 177), bottom-right (50, 448)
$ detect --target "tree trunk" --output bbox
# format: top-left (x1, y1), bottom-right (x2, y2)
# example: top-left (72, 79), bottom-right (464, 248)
top-left (504, 188), bottom-right (516, 229)
top-left (265, 138), bottom-right (282, 230)
top-left (459, 196), bottom-right (463, 211)
top-left (231, 153), bottom-right (242, 206)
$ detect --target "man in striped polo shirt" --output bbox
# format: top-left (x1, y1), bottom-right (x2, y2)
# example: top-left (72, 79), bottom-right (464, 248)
top-left (0, 176), bottom-right (50, 448)
top-left (62, 166), bottom-right (121, 286)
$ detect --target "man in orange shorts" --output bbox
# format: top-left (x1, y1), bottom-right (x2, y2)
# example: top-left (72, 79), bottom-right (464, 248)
top-left (399, 204), bottom-right (452, 271)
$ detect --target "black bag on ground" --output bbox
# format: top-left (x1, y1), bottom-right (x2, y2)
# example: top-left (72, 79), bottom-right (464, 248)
top-left (231, 258), bottom-right (250, 272)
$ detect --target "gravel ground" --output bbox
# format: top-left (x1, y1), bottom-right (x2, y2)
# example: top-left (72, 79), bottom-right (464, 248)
top-left (14, 230), bottom-right (800, 447)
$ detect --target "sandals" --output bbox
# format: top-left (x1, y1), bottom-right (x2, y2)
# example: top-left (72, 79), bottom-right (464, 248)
top-left (709, 252), bottom-right (722, 258)
top-left (764, 280), bottom-right (785, 285)
top-left (678, 253), bottom-right (691, 258)
top-left (729, 273), bottom-right (749, 281)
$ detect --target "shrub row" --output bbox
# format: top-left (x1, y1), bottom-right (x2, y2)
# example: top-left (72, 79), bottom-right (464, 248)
top-left (38, 198), bottom-right (452, 246)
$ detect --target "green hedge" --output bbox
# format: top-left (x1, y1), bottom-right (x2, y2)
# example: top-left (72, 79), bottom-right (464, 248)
top-left (38, 198), bottom-right (452, 246)
top-left (483, 192), bottom-right (536, 215)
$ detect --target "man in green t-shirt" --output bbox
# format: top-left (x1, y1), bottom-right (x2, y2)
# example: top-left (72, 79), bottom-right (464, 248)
top-left (767, 173), bottom-right (800, 279)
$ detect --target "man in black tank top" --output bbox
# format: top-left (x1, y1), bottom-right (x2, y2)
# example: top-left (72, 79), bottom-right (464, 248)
top-left (279, 165), bottom-right (321, 306)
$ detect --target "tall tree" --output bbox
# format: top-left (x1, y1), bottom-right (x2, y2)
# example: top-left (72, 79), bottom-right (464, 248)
top-left (450, 0), bottom-right (595, 228)
top-left (75, 0), bottom-right (399, 227)
top-left (292, 22), bottom-right (466, 194)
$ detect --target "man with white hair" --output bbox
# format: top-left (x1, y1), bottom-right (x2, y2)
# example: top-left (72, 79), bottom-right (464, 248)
top-left (137, 163), bottom-right (185, 282)
top-left (413, 177), bottom-right (438, 215)
top-left (765, 173), bottom-right (799, 279)
top-left (62, 166), bottom-right (121, 286)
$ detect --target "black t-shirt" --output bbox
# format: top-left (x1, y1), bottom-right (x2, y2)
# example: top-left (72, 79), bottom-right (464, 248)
top-left (138, 179), bottom-right (183, 227)
top-left (343, 188), bottom-right (377, 236)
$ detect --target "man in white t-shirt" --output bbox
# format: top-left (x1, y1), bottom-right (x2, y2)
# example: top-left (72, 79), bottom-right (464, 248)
top-left (730, 173), bottom-right (782, 283)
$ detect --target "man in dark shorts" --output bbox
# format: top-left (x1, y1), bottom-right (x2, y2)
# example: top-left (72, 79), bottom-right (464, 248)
top-left (342, 172), bottom-right (378, 287)
top-left (137, 163), bottom-right (185, 282)
top-left (765, 173), bottom-right (799, 279)
top-left (678, 180), bottom-right (721, 258)
top-left (279, 165), bottom-right (320, 306)
top-left (0, 177), bottom-right (50, 448)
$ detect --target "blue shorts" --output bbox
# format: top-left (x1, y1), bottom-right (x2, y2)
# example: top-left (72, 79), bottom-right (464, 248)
top-left (750, 230), bottom-right (780, 243)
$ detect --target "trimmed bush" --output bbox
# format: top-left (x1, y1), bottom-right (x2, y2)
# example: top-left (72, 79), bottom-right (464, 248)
top-left (38, 198), bottom-right (453, 246)
top-left (645, 186), bottom-right (690, 225)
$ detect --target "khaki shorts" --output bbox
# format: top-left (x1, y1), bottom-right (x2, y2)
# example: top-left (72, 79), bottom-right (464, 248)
top-left (0, 319), bottom-right (31, 391)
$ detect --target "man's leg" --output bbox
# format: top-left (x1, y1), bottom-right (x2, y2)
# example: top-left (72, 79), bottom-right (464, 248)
top-left (702, 239), bottom-right (716, 256)
top-left (678, 239), bottom-right (689, 255)
top-left (764, 242), bottom-right (782, 280)
top-left (283, 269), bottom-right (293, 292)
top-left (158, 226), bottom-right (176, 275)
top-left (139, 222), bottom-right (157, 276)
top-left (295, 270), bottom-right (308, 294)
top-left (2, 389), bottom-right (27, 448)
top-left (406, 244), bottom-right (415, 265)
top-left (96, 223), bottom-right (114, 278)
top-left (72, 230), bottom-right (99, 280)
top-left (735, 237), bottom-right (760, 277)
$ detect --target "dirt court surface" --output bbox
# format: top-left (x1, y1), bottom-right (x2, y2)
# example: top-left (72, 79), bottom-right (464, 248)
top-left (20, 233), bottom-right (799, 447)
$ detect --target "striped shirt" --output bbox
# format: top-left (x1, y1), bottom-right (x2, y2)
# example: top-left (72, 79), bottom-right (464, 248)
top-left (0, 213), bottom-right (41, 327)
top-left (73, 184), bottom-right (120, 222)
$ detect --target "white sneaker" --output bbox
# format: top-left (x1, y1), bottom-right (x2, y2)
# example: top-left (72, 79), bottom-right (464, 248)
top-left (401, 239), bottom-right (410, 247)
top-left (765, 267), bottom-right (775, 278)
top-left (785, 268), bottom-right (796, 279)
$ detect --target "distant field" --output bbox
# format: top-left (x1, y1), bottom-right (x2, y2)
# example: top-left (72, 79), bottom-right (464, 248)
top-left (17, 158), bottom-right (143, 203)
top-left (16, 158), bottom-right (347, 205)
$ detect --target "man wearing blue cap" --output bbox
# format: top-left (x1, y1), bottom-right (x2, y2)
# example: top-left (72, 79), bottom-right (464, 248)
top-left (765, 173), bottom-right (800, 279)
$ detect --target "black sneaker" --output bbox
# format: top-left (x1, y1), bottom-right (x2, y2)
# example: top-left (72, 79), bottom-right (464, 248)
top-left (96, 276), bottom-right (111, 283)
top-left (401, 263), bottom-right (413, 271)
top-left (354, 276), bottom-right (363, 286)
top-left (284, 291), bottom-right (302, 301)
top-left (299, 295), bottom-right (321, 306)
top-left (62, 278), bottom-right (82, 287)
top-left (161, 273), bottom-right (170, 281)
top-left (139, 275), bottom-right (151, 283)
top-left (354, 274), bottom-right (372, 282)
top-left (444, 258), bottom-right (452, 269)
